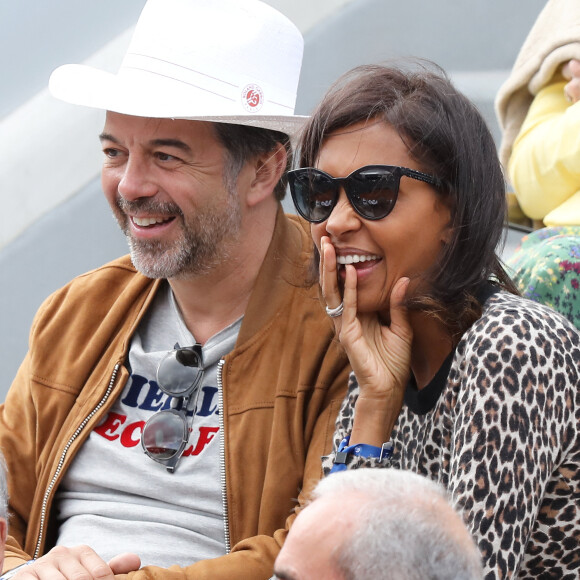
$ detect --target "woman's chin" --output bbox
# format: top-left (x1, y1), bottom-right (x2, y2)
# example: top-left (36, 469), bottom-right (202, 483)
top-left (355, 299), bottom-right (390, 317)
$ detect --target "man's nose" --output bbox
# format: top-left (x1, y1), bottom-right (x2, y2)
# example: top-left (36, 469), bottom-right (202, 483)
top-left (117, 157), bottom-right (158, 201)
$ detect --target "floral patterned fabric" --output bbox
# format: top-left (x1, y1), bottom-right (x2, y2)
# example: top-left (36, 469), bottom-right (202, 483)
top-left (507, 225), bottom-right (580, 328)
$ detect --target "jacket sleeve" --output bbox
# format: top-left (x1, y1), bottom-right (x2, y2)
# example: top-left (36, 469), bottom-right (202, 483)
top-left (1, 352), bottom-right (44, 572)
top-left (119, 356), bottom-right (351, 580)
top-left (508, 77), bottom-right (580, 223)
top-left (0, 277), bottom-right (126, 574)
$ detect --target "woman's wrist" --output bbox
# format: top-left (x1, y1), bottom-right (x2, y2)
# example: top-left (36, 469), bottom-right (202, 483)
top-left (330, 435), bottom-right (393, 474)
top-left (350, 396), bottom-right (400, 446)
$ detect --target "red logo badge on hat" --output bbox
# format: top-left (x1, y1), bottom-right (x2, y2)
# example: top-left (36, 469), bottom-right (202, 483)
top-left (242, 84), bottom-right (264, 113)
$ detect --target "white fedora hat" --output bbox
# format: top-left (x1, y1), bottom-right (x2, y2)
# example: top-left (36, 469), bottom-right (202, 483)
top-left (49, 0), bottom-right (306, 135)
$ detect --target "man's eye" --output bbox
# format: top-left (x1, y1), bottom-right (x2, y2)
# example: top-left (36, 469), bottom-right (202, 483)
top-left (155, 152), bottom-right (178, 162)
top-left (103, 148), bottom-right (120, 158)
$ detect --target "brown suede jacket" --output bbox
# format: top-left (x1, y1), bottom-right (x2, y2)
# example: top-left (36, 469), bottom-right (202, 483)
top-left (0, 211), bottom-right (350, 580)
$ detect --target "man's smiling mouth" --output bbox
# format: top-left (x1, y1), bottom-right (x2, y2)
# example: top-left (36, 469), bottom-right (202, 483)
top-left (131, 216), bottom-right (175, 227)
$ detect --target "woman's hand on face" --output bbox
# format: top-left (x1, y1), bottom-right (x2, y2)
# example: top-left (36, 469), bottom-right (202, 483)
top-left (320, 236), bottom-right (413, 405)
top-left (562, 59), bottom-right (580, 103)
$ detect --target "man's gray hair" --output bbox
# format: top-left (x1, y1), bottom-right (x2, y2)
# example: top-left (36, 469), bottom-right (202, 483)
top-left (212, 123), bottom-right (291, 200)
top-left (312, 469), bottom-right (483, 580)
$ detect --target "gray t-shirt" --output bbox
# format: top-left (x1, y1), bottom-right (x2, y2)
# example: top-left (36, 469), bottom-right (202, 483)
top-left (54, 282), bottom-right (241, 567)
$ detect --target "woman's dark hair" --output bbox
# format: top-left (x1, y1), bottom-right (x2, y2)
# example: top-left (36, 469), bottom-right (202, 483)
top-left (299, 61), bottom-right (517, 338)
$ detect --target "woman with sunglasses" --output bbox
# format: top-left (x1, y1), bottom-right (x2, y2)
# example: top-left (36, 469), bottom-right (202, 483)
top-left (289, 63), bottom-right (580, 579)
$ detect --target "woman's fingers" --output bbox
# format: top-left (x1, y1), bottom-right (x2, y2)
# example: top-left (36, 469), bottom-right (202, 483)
top-left (319, 237), bottom-right (345, 332)
top-left (341, 264), bottom-right (358, 324)
top-left (388, 277), bottom-right (412, 340)
top-left (378, 277), bottom-right (413, 383)
top-left (319, 243), bottom-right (411, 391)
top-left (336, 264), bottom-right (363, 348)
top-left (320, 237), bottom-right (341, 305)
top-left (318, 236), bottom-right (325, 289)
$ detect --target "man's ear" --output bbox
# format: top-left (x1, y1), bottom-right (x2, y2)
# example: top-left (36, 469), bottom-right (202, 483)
top-left (246, 142), bottom-right (288, 207)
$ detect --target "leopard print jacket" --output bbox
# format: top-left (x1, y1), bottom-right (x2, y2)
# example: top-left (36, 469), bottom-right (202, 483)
top-left (322, 291), bottom-right (580, 579)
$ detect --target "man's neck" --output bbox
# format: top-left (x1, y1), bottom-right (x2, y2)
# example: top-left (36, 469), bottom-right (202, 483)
top-left (168, 205), bottom-right (278, 345)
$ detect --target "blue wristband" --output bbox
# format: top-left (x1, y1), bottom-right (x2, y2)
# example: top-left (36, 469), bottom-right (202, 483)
top-left (331, 436), bottom-right (393, 473)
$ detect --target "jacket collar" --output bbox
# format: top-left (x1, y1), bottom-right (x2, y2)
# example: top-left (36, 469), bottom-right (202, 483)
top-left (237, 206), bottom-right (313, 345)
top-left (117, 205), bottom-right (314, 351)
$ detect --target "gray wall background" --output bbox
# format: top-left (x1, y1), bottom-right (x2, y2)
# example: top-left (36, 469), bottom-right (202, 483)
top-left (0, 0), bottom-right (147, 118)
top-left (0, 0), bottom-right (546, 399)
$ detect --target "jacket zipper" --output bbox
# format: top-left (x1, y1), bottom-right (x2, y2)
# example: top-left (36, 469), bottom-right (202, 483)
top-left (217, 359), bottom-right (230, 554)
top-left (33, 364), bottom-right (121, 558)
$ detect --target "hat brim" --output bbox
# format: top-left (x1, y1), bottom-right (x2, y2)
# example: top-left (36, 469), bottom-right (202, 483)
top-left (49, 64), bottom-right (308, 136)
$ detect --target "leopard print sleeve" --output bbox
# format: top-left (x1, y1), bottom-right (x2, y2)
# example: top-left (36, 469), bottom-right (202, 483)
top-left (446, 296), bottom-right (580, 579)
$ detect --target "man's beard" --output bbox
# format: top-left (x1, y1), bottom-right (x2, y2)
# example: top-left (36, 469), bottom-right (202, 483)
top-left (113, 194), bottom-right (242, 280)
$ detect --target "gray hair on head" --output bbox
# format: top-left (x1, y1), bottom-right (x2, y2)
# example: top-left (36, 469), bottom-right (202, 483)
top-left (312, 469), bottom-right (483, 580)
top-left (212, 123), bottom-right (292, 200)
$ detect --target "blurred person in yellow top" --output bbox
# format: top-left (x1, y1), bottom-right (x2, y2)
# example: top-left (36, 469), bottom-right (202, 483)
top-left (503, 60), bottom-right (580, 226)
top-left (496, 0), bottom-right (580, 327)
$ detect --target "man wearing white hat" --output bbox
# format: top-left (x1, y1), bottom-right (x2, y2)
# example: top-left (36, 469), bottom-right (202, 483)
top-left (0, 1), bottom-right (349, 579)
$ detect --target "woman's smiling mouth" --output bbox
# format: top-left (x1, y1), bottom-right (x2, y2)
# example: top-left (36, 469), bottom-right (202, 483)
top-left (336, 253), bottom-right (381, 266)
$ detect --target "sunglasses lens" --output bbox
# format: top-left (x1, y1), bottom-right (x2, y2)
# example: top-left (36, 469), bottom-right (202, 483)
top-left (350, 168), bottom-right (398, 220)
top-left (142, 411), bottom-right (187, 460)
top-left (157, 348), bottom-right (203, 397)
top-left (290, 170), bottom-right (336, 222)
